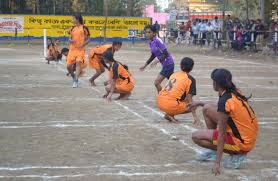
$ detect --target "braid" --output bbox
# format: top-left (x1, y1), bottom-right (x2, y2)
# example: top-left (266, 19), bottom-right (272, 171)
top-left (229, 82), bottom-right (249, 102)
top-left (212, 68), bottom-right (251, 102)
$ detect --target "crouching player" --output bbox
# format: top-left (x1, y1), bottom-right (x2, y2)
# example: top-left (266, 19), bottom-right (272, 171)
top-left (102, 50), bottom-right (134, 101)
top-left (88, 42), bottom-right (122, 86)
top-left (190, 68), bottom-right (258, 175)
top-left (157, 57), bottom-right (200, 125)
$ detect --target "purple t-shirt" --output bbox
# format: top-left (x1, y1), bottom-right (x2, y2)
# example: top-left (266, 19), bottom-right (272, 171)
top-left (149, 36), bottom-right (174, 66)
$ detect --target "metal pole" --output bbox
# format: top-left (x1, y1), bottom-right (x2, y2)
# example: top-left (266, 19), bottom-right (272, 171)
top-left (28, 27), bottom-right (30, 47)
top-left (43, 29), bottom-right (47, 57)
top-left (275, 28), bottom-right (278, 55)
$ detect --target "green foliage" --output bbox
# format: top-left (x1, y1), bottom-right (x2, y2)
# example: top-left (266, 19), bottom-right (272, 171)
top-left (226, 0), bottom-right (260, 20)
top-left (0, 0), bottom-right (158, 16)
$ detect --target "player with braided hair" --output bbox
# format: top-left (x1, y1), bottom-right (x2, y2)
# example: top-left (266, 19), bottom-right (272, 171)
top-left (189, 68), bottom-right (259, 175)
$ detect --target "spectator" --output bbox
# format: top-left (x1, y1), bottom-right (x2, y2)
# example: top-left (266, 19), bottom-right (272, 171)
top-left (254, 19), bottom-right (265, 48)
top-left (212, 16), bottom-right (222, 47)
top-left (207, 22), bottom-right (214, 45)
top-left (226, 15), bottom-right (233, 47)
top-left (154, 21), bottom-right (161, 38)
top-left (191, 21), bottom-right (199, 44)
top-left (199, 20), bottom-right (208, 45)
top-left (179, 22), bottom-right (186, 38)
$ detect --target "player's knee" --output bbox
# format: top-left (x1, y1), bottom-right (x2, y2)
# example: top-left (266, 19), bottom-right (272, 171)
top-left (192, 131), bottom-right (202, 143)
top-left (202, 104), bottom-right (211, 117)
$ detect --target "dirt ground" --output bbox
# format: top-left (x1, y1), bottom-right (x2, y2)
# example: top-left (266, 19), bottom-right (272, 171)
top-left (0, 41), bottom-right (277, 181)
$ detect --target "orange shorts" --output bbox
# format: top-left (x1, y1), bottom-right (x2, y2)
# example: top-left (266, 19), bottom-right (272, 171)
top-left (157, 96), bottom-right (188, 116)
top-left (116, 81), bottom-right (134, 93)
top-left (212, 130), bottom-right (249, 154)
top-left (67, 49), bottom-right (86, 65)
top-left (89, 55), bottom-right (104, 71)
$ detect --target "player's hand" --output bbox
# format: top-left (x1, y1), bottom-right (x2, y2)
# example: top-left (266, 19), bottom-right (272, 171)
top-left (212, 162), bottom-right (221, 176)
top-left (187, 102), bottom-right (201, 110)
top-left (139, 65), bottom-right (146, 71)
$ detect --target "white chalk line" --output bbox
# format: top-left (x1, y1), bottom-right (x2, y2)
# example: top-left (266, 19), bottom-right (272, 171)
top-left (199, 55), bottom-right (278, 68)
top-left (0, 163), bottom-right (203, 171)
top-left (0, 123), bottom-right (138, 129)
top-left (0, 48), bottom-right (16, 51)
top-left (2, 96), bottom-right (278, 103)
top-left (136, 84), bottom-right (278, 90)
top-left (0, 97), bottom-right (105, 103)
top-left (137, 75), bottom-right (278, 80)
top-left (56, 63), bottom-right (202, 154)
top-left (0, 83), bottom-right (70, 88)
top-left (30, 58), bottom-right (276, 179)
top-left (1, 52), bottom-right (276, 177)
top-left (0, 120), bottom-right (122, 125)
top-left (139, 96), bottom-right (278, 102)
top-left (0, 171), bottom-right (193, 179)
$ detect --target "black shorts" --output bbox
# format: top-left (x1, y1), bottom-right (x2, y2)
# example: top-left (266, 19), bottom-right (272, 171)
top-left (160, 63), bottom-right (174, 79)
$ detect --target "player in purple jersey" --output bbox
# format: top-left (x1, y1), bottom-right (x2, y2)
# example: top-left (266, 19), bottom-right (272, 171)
top-left (140, 25), bottom-right (175, 93)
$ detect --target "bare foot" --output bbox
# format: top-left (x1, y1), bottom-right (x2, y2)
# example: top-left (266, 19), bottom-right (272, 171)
top-left (118, 93), bottom-right (131, 100)
top-left (115, 93), bottom-right (125, 100)
top-left (164, 114), bottom-right (181, 124)
top-left (89, 79), bottom-right (96, 86)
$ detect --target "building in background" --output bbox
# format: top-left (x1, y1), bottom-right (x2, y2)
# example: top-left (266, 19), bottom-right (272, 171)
top-left (156, 0), bottom-right (173, 11)
top-left (188, 0), bottom-right (219, 12)
top-left (143, 5), bottom-right (169, 25)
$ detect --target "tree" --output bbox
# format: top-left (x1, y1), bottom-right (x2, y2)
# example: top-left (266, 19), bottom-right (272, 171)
top-left (226, 0), bottom-right (260, 20)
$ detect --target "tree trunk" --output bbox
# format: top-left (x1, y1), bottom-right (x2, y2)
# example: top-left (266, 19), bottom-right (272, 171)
top-left (127, 0), bottom-right (133, 16)
top-left (36, 0), bottom-right (40, 14)
top-left (260, 0), bottom-right (265, 23)
top-left (103, 0), bottom-right (108, 43)
top-left (245, 0), bottom-right (249, 19)
top-left (53, 0), bottom-right (56, 15)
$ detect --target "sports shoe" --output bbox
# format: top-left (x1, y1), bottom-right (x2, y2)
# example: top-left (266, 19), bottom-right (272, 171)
top-left (196, 149), bottom-right (216, 161)
top-left (224, 154), bottom-right (246, 169)
top-left (72, 81), bottom-right (78, 88)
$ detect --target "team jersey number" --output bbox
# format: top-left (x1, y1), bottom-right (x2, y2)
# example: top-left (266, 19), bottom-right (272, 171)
top-left (164, 78), bottom-right (176, 91)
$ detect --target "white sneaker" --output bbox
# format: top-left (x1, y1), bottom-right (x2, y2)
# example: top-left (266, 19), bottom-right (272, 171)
top-left (72, 81), bottom-right (78, 88)
top-left (196, 149), bottom-right (216, 161)
top-left (224, 154), bottom-right (246, 169)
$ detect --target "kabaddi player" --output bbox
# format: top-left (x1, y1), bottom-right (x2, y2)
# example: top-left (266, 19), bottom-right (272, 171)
top-left (102, 50), bottom-right (135, 101)
top-left (67, 14), bottom-right (90, 88)
top-left (140, 25), bottom-right (175, 93)
top-left (88, 41), bottom-right (122, 86)
top-left (190, 69), bottom-right (258, 174)
top-left (157, 57), bottom-right (200, 125)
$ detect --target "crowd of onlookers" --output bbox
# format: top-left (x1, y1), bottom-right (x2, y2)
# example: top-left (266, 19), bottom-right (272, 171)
top-left (160, 16), bottom-right (278, 52)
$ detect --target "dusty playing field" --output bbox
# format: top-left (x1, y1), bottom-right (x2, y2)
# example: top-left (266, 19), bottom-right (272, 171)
top-left (0, 42), bottom-right (277, 181)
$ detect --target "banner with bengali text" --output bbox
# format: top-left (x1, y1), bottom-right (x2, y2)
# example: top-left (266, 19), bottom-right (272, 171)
top-left (0, 15), bottom-right (151, 38)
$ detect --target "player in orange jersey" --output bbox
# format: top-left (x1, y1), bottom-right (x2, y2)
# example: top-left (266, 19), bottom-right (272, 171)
top-left (88, 41), bottom-right (122, 86)
top-left (157, 57), bottom-right (200, 125)
top-left (67, 14), bottom-right (90, 88)
top-left (190, 69), bottom-right (259, 175)
top-left (102, 50), bottom-right (135, 101)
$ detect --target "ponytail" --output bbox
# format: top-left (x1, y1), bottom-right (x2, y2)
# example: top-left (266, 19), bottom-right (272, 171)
top-left (211, 69), bottom-right (251, 102)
